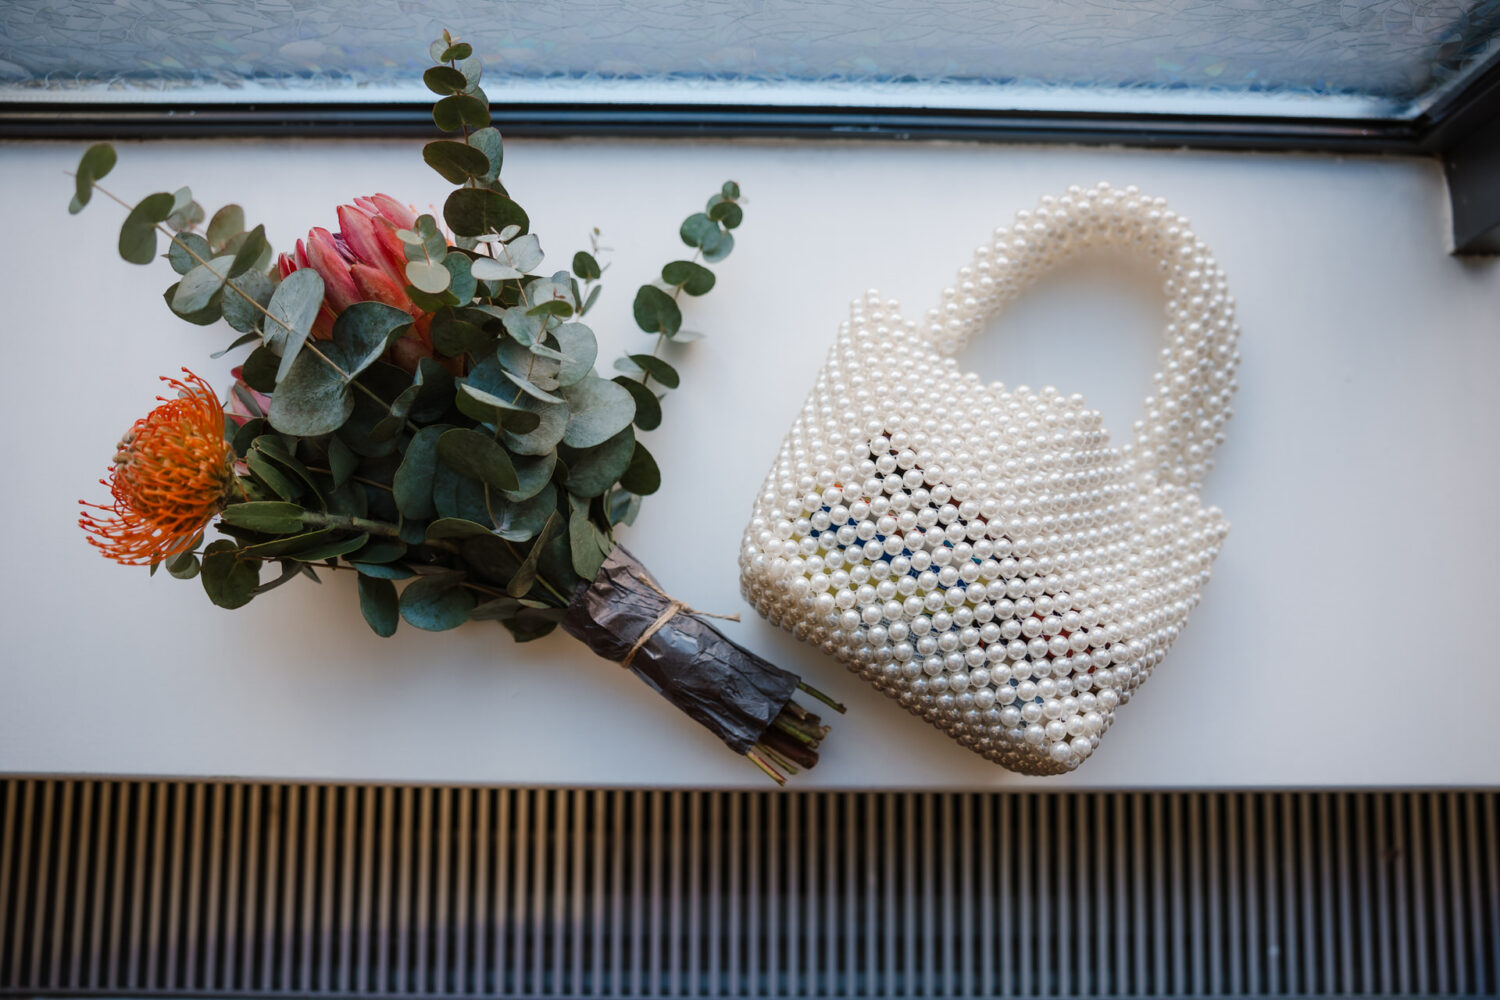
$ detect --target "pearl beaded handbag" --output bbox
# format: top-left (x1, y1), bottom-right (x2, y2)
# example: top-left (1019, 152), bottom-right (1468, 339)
top-left (739, 183), bottom-right (1239, 775)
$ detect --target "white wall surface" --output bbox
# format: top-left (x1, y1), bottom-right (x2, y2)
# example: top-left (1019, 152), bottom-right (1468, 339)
top-left (1, 136), bottom-right (1496, 789)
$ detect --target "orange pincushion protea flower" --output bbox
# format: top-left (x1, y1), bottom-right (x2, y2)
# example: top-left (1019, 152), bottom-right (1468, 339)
top-left (79, 369), bottom-right (237, 566)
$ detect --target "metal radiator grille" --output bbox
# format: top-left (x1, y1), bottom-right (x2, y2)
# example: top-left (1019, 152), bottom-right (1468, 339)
top-left (1, 781), bottom-right (1496, 997)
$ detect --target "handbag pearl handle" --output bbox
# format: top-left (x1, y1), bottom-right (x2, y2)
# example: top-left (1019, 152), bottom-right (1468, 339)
top-left (922, 182), bottom-right (1240, 496)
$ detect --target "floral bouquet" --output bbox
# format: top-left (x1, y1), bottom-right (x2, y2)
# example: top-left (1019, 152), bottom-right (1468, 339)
top-left (73, 32), bottom-right (839, 782)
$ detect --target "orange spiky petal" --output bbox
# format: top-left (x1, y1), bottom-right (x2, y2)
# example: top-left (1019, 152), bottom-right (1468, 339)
top-left (79, 369), bottom-right (237, 566)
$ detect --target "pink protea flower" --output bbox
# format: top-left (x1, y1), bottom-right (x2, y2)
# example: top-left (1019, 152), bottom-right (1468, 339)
top-left (278, 194), bottom-right (438, 372)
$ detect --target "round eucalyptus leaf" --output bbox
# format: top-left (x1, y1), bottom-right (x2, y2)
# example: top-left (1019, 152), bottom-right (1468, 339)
top-left (167, 232), bottom-right (211, 275)
top-left (493, 481), bottom-right (557, 541)
top-left (503, 368), bottom-right (564, 404)
top-left (433, 93), bottom-right (491, 132)
top-left (207, 204), bottom-right (245, 250)
top-left (406, 259), bottom-right (451, 294)
top-left (357, 576), bottom-right (399, 637)
top-left (679, 212), bottom-right (722, 252)
top-left (632, 285), bottom-right (682, 336)
top-left (172, 255), bottom-right (234, 314)
top-left (393, 424), bottom-right (447, 520)
top-left (468, 127), bottom-right (503, 181)
top-left (552, 323), bottom-right (598, 388)
top-left (620, 440), bottom-right (662, 496)
top-left (708, 199), bottom-right (744, 229)
top-left (662, 259), bottom-right (716, 295)
top-left (572, 250), bottom-right (601, 281)
top-left (423, 140), bottom-right (491, 183)
top-left (399, 574), bottom-right (476, 631)
top-left (267, 345), bottom-right (356, 436)
top-left (702, 230), bottom-right (735, 263)
top-left (73, 143), bottom-right (116, 208)
top-left (441, 42), bottom-right (473, 61)
top-left (423, 65), bottom-right (469, 95)
top-left (629, 353), bottom-right (680, 389)
top-left (221, 269), bottom-right (274, 335)
top-left (444, 188), bottom-right (528, 238)
top-left (501, 451), bottom-right (557, 503)
top-left (200, 540), bottom-right (260, 610)
top-left (228, 224), bottom-right (268, 278)
top-left (560, 375), bottom-right (636, 449)
top-left (564, 426), bottom-right (637, 498)
top-left (264, 268), bottom-right (326, 381)
top-left (499, 394), bottom-right (569, 456)
top-left (437, 428), bottom-right (519, 492)
top-left (455, 383), bottom-right (543, 434)
top-left (613, 375), bottom-right (662, 431)
top-left (118, 192), bottom-right (175, 265)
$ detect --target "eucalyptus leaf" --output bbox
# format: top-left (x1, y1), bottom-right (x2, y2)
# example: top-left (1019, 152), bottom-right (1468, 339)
top-left (221, 268), bottom-right (273, 334)
top-left (701, 230), bottom-right (734, 263)
top-left (441, 41), bottom-right (473, 61)
top-left (357, 576), bottom-right (400, 637)
top-left (353, 561), bottom-right (416, 580)
top-left (662, 259), bottom-right (716, 295)
top-left (393, 425), bottom-right (446, 520)
top-left (494, 481), bottom-right (556, 540)
top-left (629, 353), bottom-right (680, 389)
top-left (455, 383), bottom-right (543, 433)
top-left (399, 573), bottom-right (476, 631)
top-left (432, 93), bottom-right (490, 131)
top-left (497, 336), bottom-right (561, 391)
top-left (200, 540), bottom-right (259, 610)
top-left (207, 204), bottom-right (245, 250)
top-left (210, 331), bottom-right (260, 360)
top-left (118, 192), bottom-right (175, 264)
top-left (423, 65), bottom-right (469, 95)
top-left (560, 375), bottom-right (636, 448)
top-left (437, 428), bottom-right (519, 492)
top-left (572, 250), bottom-right (601, 281)
top-left (228, 225), bottom-right (268, 277)
top-left (328, 435), bottom-right (359, 490)
top-left (425, 517), bottom-right (496, 541)
top-left (707, 199), bottom-right (744, 229)
top-left (172, 254), bottom-right (234, 314)
top-left (246, 450), bottom-right (299, 501)
top-left (501, 451), bottom-right (556, 503)
top-left (443, 252), bottom-right (477, 305)
top-left (332, 301), bottom-right (412, 379)
top-left (679, 212), bottom-right (723, 253)
top-left (267, 343), bottom-right (356, 436)
top-left (632, 285), bottom-right (682, 336)
top-left (424, 140), bottom-right (490, 185)
top-left (498, 394), bottom-right (569, 456)
top-left (469, 127), bottom-right (503, 181)
top-left (444, 188), bottom-right (527, 238)
top-left (563, 426), bottom-right (637, 498)
top-left (166, 548), bottom-right (200, 580)
top-left (502, 368), bottom-right (564, 404)
top-left (613, 375), bottom-right (663, 431)
top-left (507, 511), bottom-right (559, 598)
top-left (72, 143), bottom-right (116, 209)
top-left (552, 323), bottom-right (598, 387)
top-left (218, 501), bottom-right (306, 534)
top-left (620, 440), bottom-right (662, 495)
top-left (264, 268), bottom-right (326, 382)
top-left (568, 493), bottom-right (612, 581)
top-left (287, 533), bottom-right (371, 562)
top-left (167, 232), bottom-right (211, 275)
top-left (406, 259), bottom-right (451, 294)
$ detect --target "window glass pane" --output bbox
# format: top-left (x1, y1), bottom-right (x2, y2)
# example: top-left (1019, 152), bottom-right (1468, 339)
top-left (2, 0), bottom-right (1497, 119)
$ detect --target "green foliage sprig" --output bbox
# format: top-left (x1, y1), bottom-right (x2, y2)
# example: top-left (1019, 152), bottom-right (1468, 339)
top-left (70, 29), bottom-right (746, 645)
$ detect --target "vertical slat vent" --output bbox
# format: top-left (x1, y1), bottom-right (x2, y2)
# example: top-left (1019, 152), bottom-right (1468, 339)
top-left (2, 782), bottom-right (1497, 997)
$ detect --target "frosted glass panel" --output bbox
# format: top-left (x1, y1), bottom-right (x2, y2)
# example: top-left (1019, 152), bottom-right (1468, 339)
top-left (2, 0), bottom-right (1498, 118)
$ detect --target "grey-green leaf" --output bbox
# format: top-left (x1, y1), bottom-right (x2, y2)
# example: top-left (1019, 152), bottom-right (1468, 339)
top-left (222, 268), bottom-right (273, 334)
top-left (167, 232), bottom-right (211, 275)
top-left (613, 375), bottom-right (663, 431)
top-left (118, 192), bottom-right (175, 265)
top-left (564, 426), bottom-right (637, 498)
top-left (560, 375), bottom-right (636, 449)
top-left (437, 428), bottom-right (519, 492)
top-left (399, 573), bottom-right (476, 631)
top-left (444, 188), bottom-right (528, 238)
top-left (393, 425), bottom-right (446, 520)
top-left (620, 440), bottom-right (662, 495)
top-left (172, 254), bottom-right (234, 314)
top-left (264, 268), bottom-right (326, 382)
top-left (200, 540), bottom-right (260, 610)
top-left (228, 225), bottom-right (268, 277)
top-left (207, 204), bottom-right (246, 250)
top-left (632, 285), bottom-right (682, 336)
top-left (629, 353), bottom-right (680, 389)
top-left (357, 575), bottom-right (399, 637)
top-left (552, 323), bottom-right (598, 388)
top-left (662, 259), bottom-right (716, 295)
top-left (267, 344), bottom-right (356, 436)
top-left (73, 143), bottom-right (116, 209)
top-left (218, 501), bottom-right (306, 534)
